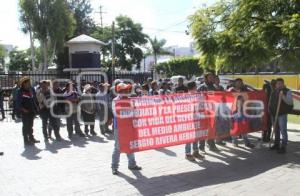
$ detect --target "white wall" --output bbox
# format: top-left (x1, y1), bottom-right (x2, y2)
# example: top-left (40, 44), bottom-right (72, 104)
top-left (68, 43), bottom-right (102, 54)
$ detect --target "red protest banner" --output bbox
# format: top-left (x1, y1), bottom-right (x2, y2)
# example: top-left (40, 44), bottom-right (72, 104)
top-left (116, 91), bottom-right (268, 153)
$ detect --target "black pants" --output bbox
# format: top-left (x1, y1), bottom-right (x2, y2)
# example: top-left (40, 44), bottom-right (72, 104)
top-left (66, 113), bottom-right (82, 136)
top-left (22, 114), bottom-right (34, 142)
top-left (0, 98), bottom-right (4, 118)
top-left (40, 109), bottom-right (60, 139)
top-left (82, 110), bottom-right (95, 133)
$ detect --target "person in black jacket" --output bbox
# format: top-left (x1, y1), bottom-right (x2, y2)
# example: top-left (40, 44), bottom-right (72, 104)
top-left (269, 78), bottom-right (293, 153)
top-left (16, 76), bottom-right (40, 146)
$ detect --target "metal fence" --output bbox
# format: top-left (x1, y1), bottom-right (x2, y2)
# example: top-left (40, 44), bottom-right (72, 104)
top-left (0, 70), bottom-right (153, 117)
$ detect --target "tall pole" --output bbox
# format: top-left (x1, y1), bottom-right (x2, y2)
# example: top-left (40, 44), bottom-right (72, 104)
top-left (100, 5), bottom-right (103, 29)
top-left (111, 21), bottom-right (115, 81)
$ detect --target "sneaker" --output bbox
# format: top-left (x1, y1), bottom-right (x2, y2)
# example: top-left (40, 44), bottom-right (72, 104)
top-left (128, 165), bottom-right (142, 171)
top-left (192, 151), bottom-right (205, 159)
top-left (245, 143), bottom-right (255, 148)
top-left (270, 144), bottom-right (279, 150)
top-left (277, 147), bottom-right (286, 154)
top-left (185, 154), bottom-right (196, 161)
top-left (112, 169), bottom-right (119, 175)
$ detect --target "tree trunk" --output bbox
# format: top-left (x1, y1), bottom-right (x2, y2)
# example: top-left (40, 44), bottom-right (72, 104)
top-left (29, 28), bottom-right (35, 71)
top-left (49, 41), bottom-right (56, 67)
top-left (42, 40), bottom-right (48, 72)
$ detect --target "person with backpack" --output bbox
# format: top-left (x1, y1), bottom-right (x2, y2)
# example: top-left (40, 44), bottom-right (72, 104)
top-left (269, 78), bottom-right (294, 153)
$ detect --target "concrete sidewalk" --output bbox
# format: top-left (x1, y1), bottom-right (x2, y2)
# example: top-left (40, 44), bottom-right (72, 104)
top-left (0, 118), bottom-right (299, 196)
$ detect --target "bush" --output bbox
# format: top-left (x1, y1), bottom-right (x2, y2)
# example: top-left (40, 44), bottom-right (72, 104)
top-left (155, 57), bottom-right (203, 78)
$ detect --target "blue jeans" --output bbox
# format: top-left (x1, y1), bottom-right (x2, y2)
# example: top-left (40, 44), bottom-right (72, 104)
top-left (185, 142), bottom-right (198, 154)
top-left (278, 114), bottom-right (288, 147)
top-left (111, 128), bottom-right (137, 170)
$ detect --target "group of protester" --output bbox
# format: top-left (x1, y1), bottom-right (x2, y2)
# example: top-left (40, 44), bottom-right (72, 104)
top-left (0, 72), bottom-right (294, 174)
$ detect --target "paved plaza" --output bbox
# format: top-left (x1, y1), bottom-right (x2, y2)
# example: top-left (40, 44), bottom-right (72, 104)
top-left (0, 117), bottom-right (300, 196)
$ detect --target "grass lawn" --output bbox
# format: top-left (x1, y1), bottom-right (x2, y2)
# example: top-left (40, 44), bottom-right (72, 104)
top-left (288, 115), bottom-right (300, 124)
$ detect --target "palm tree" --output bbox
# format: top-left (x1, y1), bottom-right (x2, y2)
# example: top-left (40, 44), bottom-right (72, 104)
top-left (148, 37), bottom-right (171, 66)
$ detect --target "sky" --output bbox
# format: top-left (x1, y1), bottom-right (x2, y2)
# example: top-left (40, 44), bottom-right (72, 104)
top-left (0, 0), bottom-right (216, 49)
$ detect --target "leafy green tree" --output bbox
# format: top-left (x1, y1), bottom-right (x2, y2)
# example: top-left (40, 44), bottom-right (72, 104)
top-left (156, 57), bottom-right (203, 78)
top-left (92, 15), bottom-right (148, 70)
top-left (0, 45), bottom-right (6, 68)
top-left (19, 0), bottom-right (76, 71)
top-left (68, 0), bottom-right (95, 35)
top-left (8, 48), bottom-right (32, 71)
top-left (189, 0), bottom-right (300, 73)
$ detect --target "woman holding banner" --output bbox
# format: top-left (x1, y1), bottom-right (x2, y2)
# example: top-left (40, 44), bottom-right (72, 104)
top-left (229, 78), bottom-right (255, 148)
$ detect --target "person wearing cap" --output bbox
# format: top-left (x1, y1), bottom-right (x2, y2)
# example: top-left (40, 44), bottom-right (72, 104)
top-left (111, 82), bottom-right (142, 175)
top-left (16, 76), bottom-right (40, 146)
top-left (64, 82), bottom-right (85, 138)
top-left (197, 72), bottom-right (219, 152)
top-left (81, 84), bottom-right (97, 136)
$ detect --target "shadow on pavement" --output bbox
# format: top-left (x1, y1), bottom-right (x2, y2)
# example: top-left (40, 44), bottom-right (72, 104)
top-left (70, 136), bottom-right (89, 148)
top-left (118, 140), bottom-right (300, 196)
top-left (88, 135), bottom-right (108, 143)
top-left (44, 139), bottom-right (72, 154)
top-left (21, 146), bottom-right (42, 160)
top-left (155, 148), bottom-right (177, 157)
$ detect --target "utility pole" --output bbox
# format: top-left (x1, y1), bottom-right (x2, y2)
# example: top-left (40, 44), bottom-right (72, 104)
top-left (96, 5), bottom-right (106, 29)
top-left (111, 21), bottom-right (115, 81)
top-left (100, 5), bottom-right (103, 28)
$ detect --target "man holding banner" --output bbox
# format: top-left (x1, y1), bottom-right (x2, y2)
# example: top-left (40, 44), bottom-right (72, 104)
top-left (197, 72), bottom-right (219, 152)
top-left (269, 78), bottom-right (293, 154)
top-left (111, 82), bottom-right (142, 175)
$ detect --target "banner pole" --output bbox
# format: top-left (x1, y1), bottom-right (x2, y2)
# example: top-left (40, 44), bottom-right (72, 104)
top-left (269, 91), bottom-right (283, 147)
